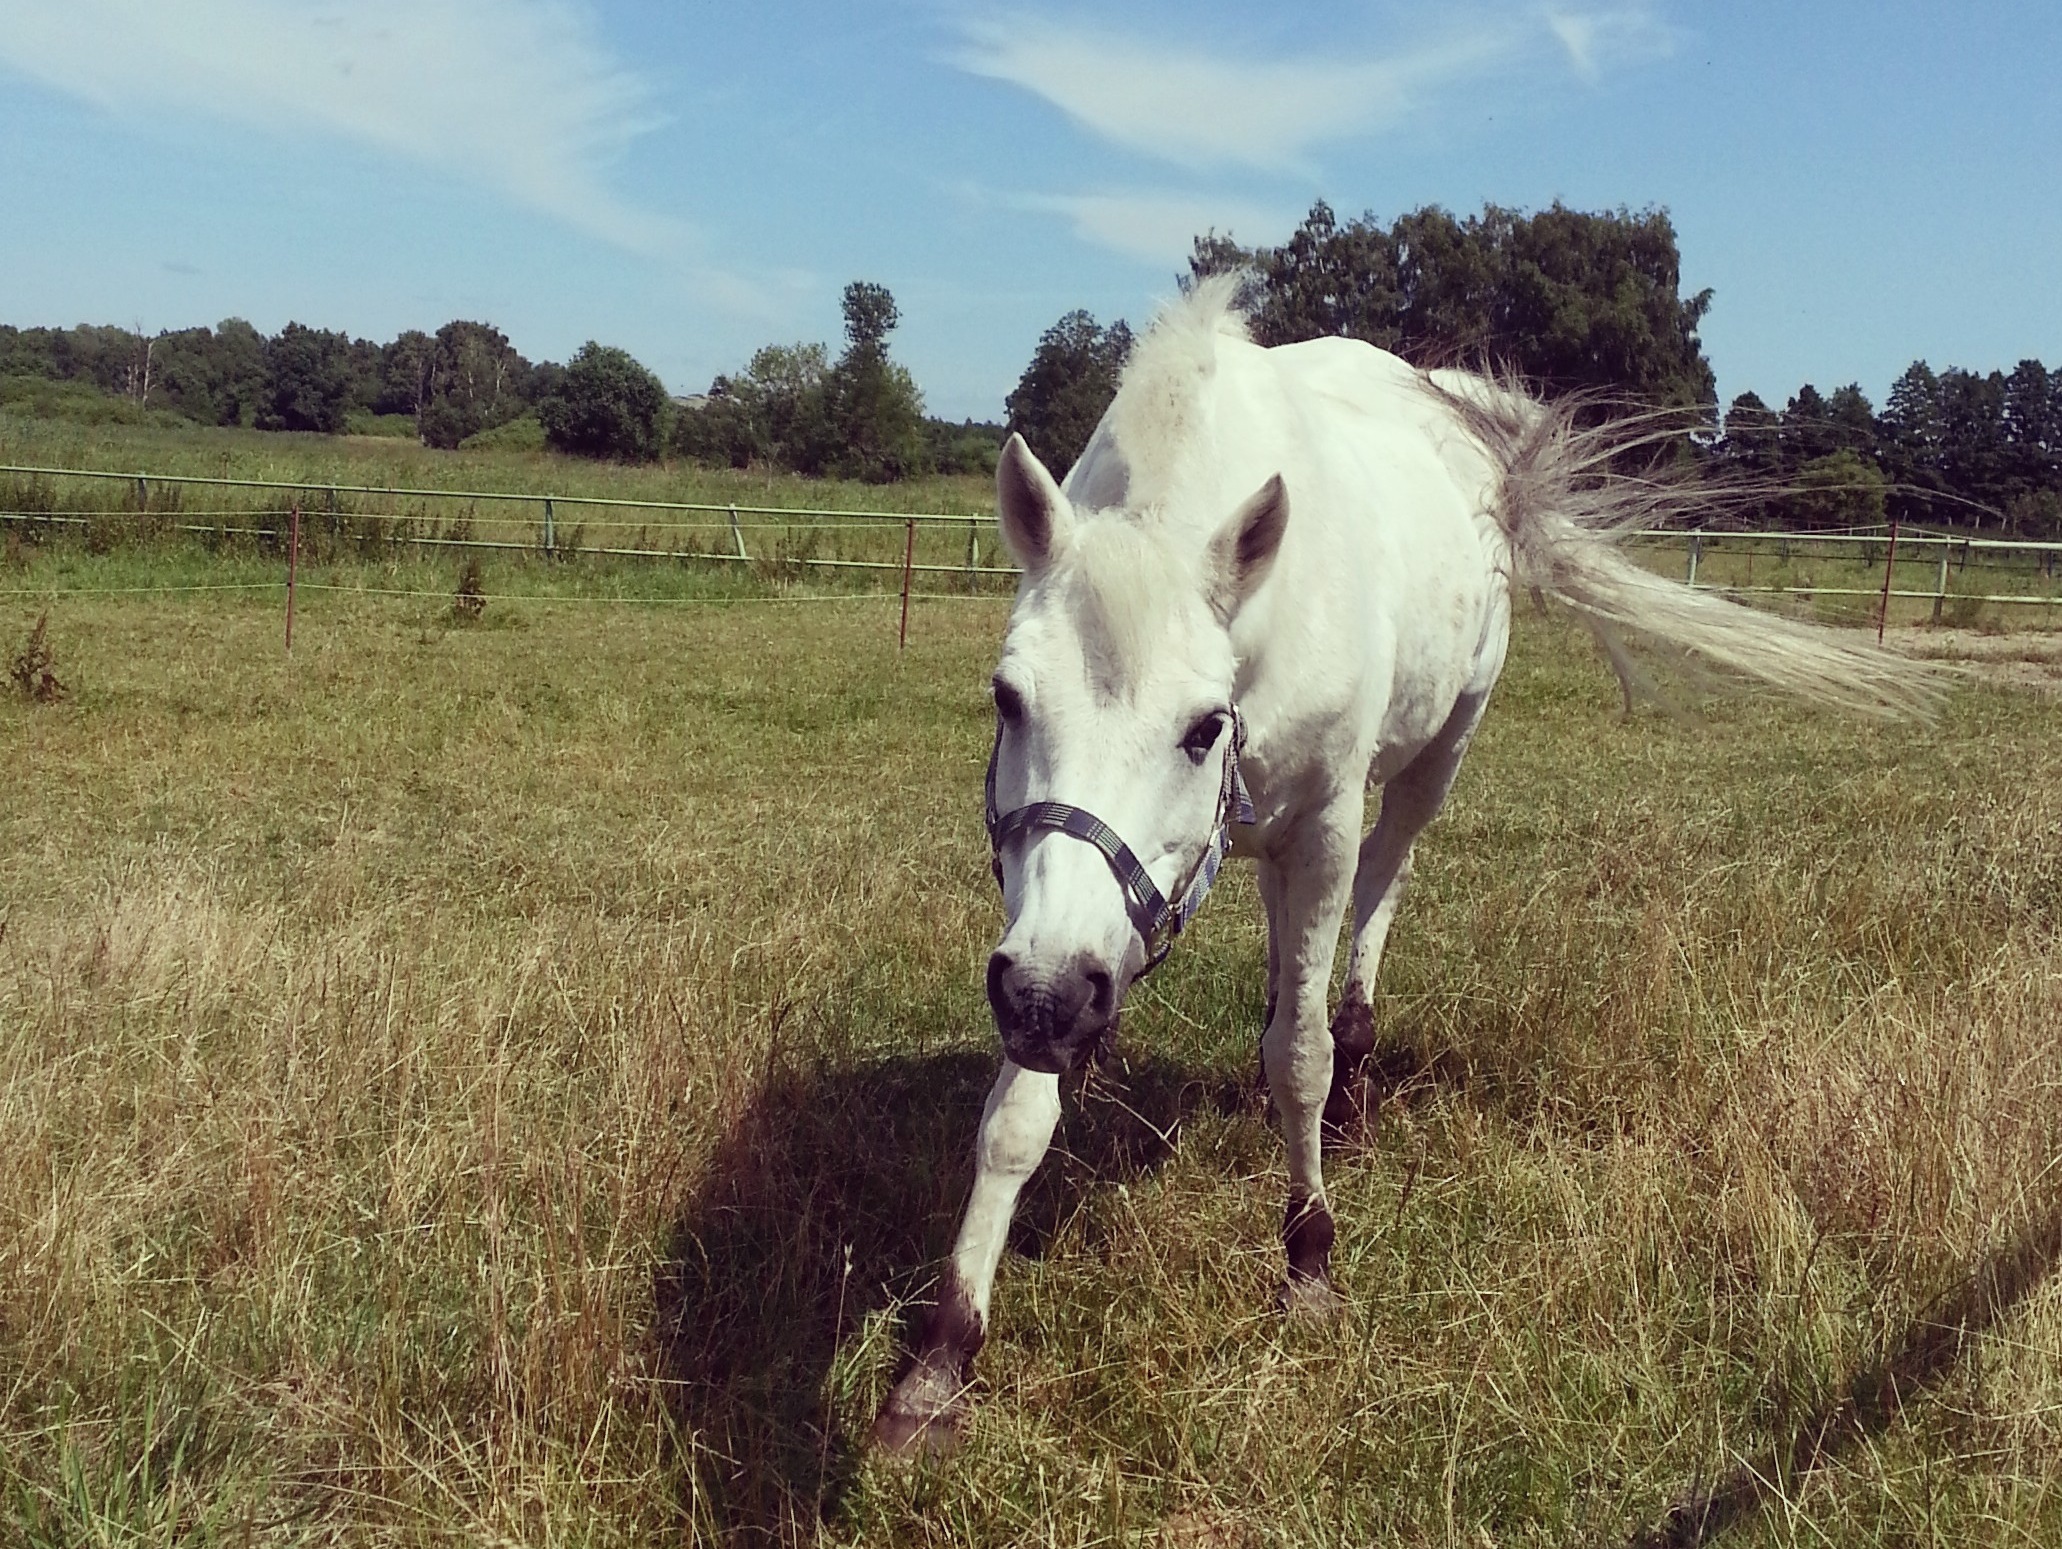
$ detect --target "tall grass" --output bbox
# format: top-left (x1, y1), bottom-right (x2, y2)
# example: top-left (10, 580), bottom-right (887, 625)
top-left (1, 559), bottom-right (2058, 1545)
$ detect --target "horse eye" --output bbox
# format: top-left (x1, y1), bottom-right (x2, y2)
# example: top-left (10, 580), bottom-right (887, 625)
top-left (1181, 712), bottom-right (1226, 760)
top-left (993, 680), bottom-right (1025, 723)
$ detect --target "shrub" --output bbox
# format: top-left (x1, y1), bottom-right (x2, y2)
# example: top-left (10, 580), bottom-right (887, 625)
top-left (453, 557), bottom-right (485, 622)
top-left (9, 613), bottom-right (66, 702)
top-left (537, 343), bottom-right (669, 462)
top-left (460, 414), bottom-right (547, 452)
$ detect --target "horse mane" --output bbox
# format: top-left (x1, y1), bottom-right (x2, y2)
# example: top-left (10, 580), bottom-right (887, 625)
top-left (1102, 273), bottom-right (1251, 511)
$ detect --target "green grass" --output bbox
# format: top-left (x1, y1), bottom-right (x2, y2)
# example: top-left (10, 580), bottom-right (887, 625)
top-left (0, 409), bottom-right (996, 514)
top-left (2, 434), bottom-right (2060, 1545)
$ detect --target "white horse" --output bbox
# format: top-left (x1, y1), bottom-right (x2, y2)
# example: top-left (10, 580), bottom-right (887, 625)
top-left (873, 277), bottom-right (1938, 1453)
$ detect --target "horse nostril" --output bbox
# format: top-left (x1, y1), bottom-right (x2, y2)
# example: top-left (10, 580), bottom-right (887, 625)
top-left (1081, 959), bottom-right (1115, 1016)
top-left (986, 951), bottom-right (1015, 1016)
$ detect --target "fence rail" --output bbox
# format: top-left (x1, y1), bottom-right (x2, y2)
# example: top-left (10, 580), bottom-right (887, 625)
top-left (4, 463), bottom-right (2061, 610)
top-left (1630, 527), bottom-right (2062, 614)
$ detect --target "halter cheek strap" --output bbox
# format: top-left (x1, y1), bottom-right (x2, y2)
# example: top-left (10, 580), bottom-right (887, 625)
top-left (984, 708), bottom-right (1255, 974)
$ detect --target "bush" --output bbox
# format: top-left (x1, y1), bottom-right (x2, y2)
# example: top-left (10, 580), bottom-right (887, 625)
top-left (0, 375), bottom-right (183, 427)
top-left (537, 343), bottom-right (669, 461)
top-left (343, 410), bottom-right (419, 438)
top-left (1786, 449), bottom-right (1888, 530)
top-left (460, 414), bottom-right (546, 452)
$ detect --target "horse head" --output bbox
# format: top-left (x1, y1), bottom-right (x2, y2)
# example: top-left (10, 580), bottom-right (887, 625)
top-left (982, 433), bottom-right (1287, 1074)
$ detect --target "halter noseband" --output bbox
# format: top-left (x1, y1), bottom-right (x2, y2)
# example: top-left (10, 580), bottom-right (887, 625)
top-left (983, 707), bottom-right (1255, 974)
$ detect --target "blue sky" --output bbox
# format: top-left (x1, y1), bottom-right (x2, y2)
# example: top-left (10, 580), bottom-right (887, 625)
top-left (0, 1), bottom-right (2057, 421)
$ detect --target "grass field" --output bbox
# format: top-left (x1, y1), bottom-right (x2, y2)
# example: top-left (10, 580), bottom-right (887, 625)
top-left (3, 419), bottom-right (2061, 1546)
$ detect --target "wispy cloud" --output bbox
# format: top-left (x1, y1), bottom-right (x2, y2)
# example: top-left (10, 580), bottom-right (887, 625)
top-left (952, 6), bottom-right (1674, 171)
top-left (1545, 7), bottom-right (1676, 82)
top-left (0, 0), bottom-right (685, 255)
top-left (997, 189), bottom-right (1290, 265)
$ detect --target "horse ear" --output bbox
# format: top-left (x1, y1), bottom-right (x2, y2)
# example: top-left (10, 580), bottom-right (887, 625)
top-left (997, 433), bottom-right (1070, 570)
top-left (1207, 473), bottom-right (1289, 619)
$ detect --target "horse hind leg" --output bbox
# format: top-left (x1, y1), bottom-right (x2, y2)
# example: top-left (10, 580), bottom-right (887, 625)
top-left (1328, 687), bottom-right (1491, 1129)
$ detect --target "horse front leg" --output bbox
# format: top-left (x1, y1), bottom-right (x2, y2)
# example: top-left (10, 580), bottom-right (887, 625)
top-left (873, 1060), bottom-right (1060, 1455)
top-left (1258, 795), bottom-right (1360, 1314)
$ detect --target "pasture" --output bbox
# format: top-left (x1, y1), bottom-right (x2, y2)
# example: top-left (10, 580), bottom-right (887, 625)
top-left (4, 495), bottom-right (2062, 1541)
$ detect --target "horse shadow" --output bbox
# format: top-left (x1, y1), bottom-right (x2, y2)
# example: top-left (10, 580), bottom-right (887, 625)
top-left (648, 1036), bottom-right (1250, 1541)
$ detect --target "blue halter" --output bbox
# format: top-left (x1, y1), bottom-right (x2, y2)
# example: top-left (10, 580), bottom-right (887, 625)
top-left (983, 707), bottom-right (1255, 974)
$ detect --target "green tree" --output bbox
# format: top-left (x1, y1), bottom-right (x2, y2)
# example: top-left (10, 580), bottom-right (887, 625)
top-left (1190, 199), bottom-right (1715, 416)
top-left (1720, 391), bottom-right (1781, 475)
top-left (1878, 361), bottom-right (1947, 523)
top-left (258, 322), bottom-right (351, 432)
top-left (1004, 310), bottom-right (1134, 477)
top-left (819, 281), bottom-right (926, 482)
top-left (375, 330), bottom-right (434, 417)
top-left (419, 321), bottom-right (530, 449)
top-left (1779, 384), bottom-right (1839, 467)
top-left (1937, 368), bottom-right (2011, 527)
top-left (673, 343), bottom-right (831, 469)
top-left (2002, 359), bottom-right (2056, 501)
top-left (1788, 448), bottom-right (1887, 529)
top-left (537, 341), bottom-right (669, 461)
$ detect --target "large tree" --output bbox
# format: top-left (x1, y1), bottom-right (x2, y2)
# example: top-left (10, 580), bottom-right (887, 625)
top-left (258, 322), bottom-right (352, 433)
top-left (419, 320), bottom-right (531, 449)
top-left (818, 282), bottom-right (926, 482)
top-left (1004, 309), bottom-right (1134, 477)
top-left (537, 342), bottom-right (669, 461)
top-left (1188, 199), bottom-right (1715, 413)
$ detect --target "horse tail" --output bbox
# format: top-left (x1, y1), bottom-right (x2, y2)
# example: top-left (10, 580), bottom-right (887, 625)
top-left (1426, 371), bottom-right (1950, 721)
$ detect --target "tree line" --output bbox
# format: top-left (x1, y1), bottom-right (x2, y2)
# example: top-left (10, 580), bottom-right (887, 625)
top-left (0, 316), bottom-right (560, 447)
top-left (9, 204), bottom-right (2055, 531)
top-left (1001, 199), bottom-right (2060, 540)
top-left (1713, 366), bottom-right (2062, 535)
top-left (0, 284), bottom-right (1001, 480)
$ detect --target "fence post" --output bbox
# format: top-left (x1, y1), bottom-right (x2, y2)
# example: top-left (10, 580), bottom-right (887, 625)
top-left (542, 498), bottom-right (556, 557)
top-left (1686, 533), bottom-right (1701, 587)
top-left (285, 501), bottom-right (301, 654)
top-left (966, 520), bottom-right (979, 593)
top-left (1933, 544), bottom-right (1949, 624)
top-left (1876, 516), bottom-right (1900, 644)
top-left (728, 505), bottom-right (748, 562)
top-left (135, 475), bottom-right (147, 512)
top-left (899, 517), bottom-right (916, 651)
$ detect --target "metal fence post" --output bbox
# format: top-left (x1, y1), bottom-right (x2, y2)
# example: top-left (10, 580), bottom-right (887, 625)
top-left (543, 497), bottom-right (556, 556)
top-left (728, 504), bottom-right (748, 561)
top-left (966, 520), bottom-right (978, 593)
top-left (1686, 533), bottom-right (1701, 587)
top-left (1933, 544), bottom-right (1949, 624)
top-left (135, 475), bottom-right (147, 511)
top-left (285, 501), bottom-right (301, 653)
top-left (1876, 516), bottom-right (1900, 644)
top-left (898, 517), bottom-right (916, 650)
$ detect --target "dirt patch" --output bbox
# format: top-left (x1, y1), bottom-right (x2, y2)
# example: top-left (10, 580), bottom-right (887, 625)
top-left (1874, 625), bottom-right (2062, 700)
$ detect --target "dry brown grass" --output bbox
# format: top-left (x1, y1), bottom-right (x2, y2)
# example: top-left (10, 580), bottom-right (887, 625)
top-left (1, 563), bottom-right (2058, 1546)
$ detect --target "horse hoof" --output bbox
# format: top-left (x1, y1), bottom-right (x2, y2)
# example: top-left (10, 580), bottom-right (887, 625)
top-left (871, 1397), bottom-right (967, 1459)
top-left (871, 1364), bottom-right (972, 1459)
top-left (1277, 1275), bottom-right (1344, 1323)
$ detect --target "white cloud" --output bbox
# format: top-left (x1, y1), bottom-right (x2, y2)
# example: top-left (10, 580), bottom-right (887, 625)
top-left (1545, 7), bottom-right (1677, 82)
top-left (0, 0), bottom-right (685, 254)
top-left (1003, 190), bottom-right (1289, 265)
top-left (952, 7), bottom-right (1673, 171)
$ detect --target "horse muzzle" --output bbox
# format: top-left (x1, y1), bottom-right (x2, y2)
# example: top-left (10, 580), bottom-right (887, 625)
top-left (986, 949), bottom-right (1122, 1073)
